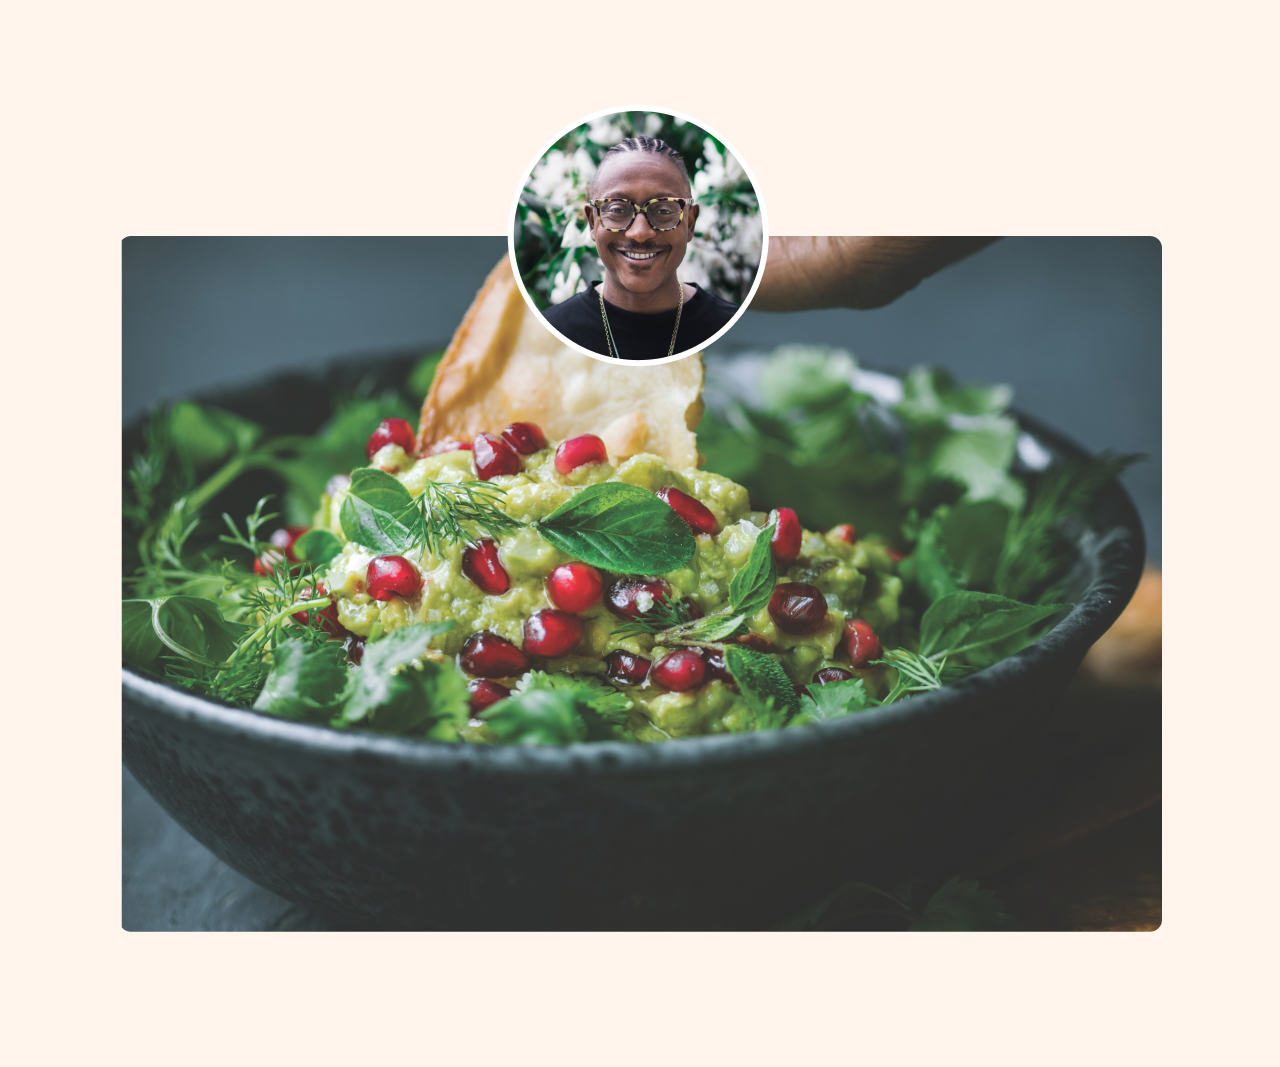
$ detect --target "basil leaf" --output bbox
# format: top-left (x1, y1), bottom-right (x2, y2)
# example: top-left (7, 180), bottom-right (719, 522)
top-left (340, 621), bottom-right (454, 725)
top-left (122, 600), bottom-right (163, 669)
top-left (537, 483), bottom-right (695, 574)
top-left (254, 640), bottom-right (348, 721)
top-left (728, 520), bottom-right (777, 616)
top-left (348, 468), bottom-right (415, 513)
top-left (724, 645), bottom-right (801, 726)
top-left (660, 611), bottom-right (747, 644)
top-left (919, 591), bottom-right (1067, 660)
top-left (153, 596), bottom-right (247, 667)
top-left (799, 677), bottom-right (877, 723)
top-left (292, 528), bottom-right (343, 567)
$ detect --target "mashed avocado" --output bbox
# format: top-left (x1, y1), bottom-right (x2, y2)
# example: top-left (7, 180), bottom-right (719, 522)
top-left (314, 436), bottom-right (902, 741)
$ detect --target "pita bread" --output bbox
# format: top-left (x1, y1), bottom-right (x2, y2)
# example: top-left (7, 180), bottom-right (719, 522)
top-left (416, 258), bottom-right (705, 469)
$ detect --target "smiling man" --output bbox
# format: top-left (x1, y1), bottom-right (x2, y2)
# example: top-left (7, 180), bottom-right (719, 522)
top-left (542, 137), bottom-right (739, 360)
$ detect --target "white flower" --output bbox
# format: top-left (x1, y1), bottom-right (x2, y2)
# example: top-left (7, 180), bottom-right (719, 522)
top-left (560, 218), bottom-right (594, 250)
top-left (644, 113), bottom-right (663, 136)
top-left (549, 258), bottom-right (585, 304)
top-left (587, 116), bottom-right (624, 146)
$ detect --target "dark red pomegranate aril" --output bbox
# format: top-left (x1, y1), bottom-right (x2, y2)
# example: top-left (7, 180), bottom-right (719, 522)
top-left (501, 421), bottom-right (547, 455)
top-left (770, 507), bottom-right (802, 562)
top-left (680, 597), bottom-right (704, 620)
top-left (460, 631), bottom-right (530, 678)
top-left (831, 523), bottom-right (857, 544)
top-left (605, 577), bottom-right (672, 619)
top-left (605, 649), bottom-right (651, 686)
top-left (523, 609), bottom-right (585, 657)
top-left (699, 647), bottom-right (733, 683)
top-left (255, 525), bottom-right (310, 575)
top-left (650, 650), bottom-right (706, 692)
top-left (768, 582), bottom-right (828, 635)
top-left (467, 678), bottom-right (511, 714)
top-left (365, 418), bottom-right (416, 460)
top-left (366, 555), bottom-right (422, 601)
top-left (462, 539), bottom-right (510, 595)
top-left (427, 437), bottom-right (473, 455)
top-left (344, 635), bottom-right (366, 665)
top-left (555, 434), bottom-right (608, 474)
top-left (813, 667), bottom-right (856, 685)
top-left (844, 619), bottom-right (883, 669)
top-left (546, 562), bottom-right (604, 613)
top-left (655, 486), bottom-right (717, 535)
top-left (472, 432), bottom-right (522, 480)
top-left (291, 584), bottom-right (345, 636)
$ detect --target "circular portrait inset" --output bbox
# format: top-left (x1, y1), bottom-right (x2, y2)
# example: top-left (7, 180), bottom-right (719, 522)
top-left (511, 109), bottom-right (766, 363)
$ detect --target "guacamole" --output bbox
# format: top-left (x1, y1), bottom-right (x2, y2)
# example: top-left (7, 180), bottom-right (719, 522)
top-left (313, 429), bottom-right (903, 742)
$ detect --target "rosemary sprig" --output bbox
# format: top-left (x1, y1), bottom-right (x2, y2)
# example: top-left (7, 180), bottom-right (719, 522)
top-left (412, 480), bottom-right (525, 558)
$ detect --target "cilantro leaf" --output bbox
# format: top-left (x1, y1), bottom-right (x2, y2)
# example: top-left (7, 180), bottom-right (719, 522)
top-left (537, 482), bottom-right (696, 575)
top-left (908, 876), bottom-right (1014, 931)
top-left (797, 677), bottom-right (878, 723)
top-left (514, 670), bottom-right (633, 723)
top-left (727, 520), bottom-right (777, 616)
top-left (254, 639), bottom-right (348, 722)
top-left (899, 507), bottom-right (964, 605)
top-left (724, 645), bottom-right (801, 728)
top-left (480, 687), bottom-right (589, 745)
top-left (338, 622), bottom-right (463, 737)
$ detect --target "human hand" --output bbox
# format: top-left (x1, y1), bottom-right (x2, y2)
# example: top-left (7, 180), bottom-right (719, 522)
top-left (751, 237), bottom-right (999, 312)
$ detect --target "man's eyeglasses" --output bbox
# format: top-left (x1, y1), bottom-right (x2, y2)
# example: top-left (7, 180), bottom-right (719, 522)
top-left (589, 197), bottom-right (693, 232)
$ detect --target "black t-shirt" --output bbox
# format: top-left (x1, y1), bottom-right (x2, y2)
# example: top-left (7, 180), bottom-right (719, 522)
top-left (542, 283), bottom-right (738, 360)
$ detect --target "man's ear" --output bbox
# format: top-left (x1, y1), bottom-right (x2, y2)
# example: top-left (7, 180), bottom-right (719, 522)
top-left (685, 203), bottom-right (699, 237)
top-left (584, 204), bottom-right (598, 239)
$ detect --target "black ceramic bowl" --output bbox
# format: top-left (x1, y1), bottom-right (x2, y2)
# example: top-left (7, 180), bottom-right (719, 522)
top-left (122, 353), bottom-right (1145, 930)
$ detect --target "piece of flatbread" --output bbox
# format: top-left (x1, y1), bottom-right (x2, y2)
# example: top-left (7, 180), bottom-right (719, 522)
top-left (417, 257), bottom-right (705, 470)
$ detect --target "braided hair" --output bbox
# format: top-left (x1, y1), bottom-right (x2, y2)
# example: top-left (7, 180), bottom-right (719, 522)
top-left (590, 137), bottom-right (692, 197)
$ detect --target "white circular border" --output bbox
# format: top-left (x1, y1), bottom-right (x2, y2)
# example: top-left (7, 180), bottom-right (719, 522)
top-left (507, 105), bottom-right (769, 367)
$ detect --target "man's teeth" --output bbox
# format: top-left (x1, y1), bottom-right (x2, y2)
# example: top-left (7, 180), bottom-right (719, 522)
top-left (620, 250), bottom-right (659, 260)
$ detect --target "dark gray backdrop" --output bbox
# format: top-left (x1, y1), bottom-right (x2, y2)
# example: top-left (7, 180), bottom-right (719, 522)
top-left (121, 236), bottom-right (1160, 930)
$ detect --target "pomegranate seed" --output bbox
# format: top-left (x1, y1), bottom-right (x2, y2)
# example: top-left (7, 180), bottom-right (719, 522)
top-left (523, 609), bottom-right (585, 657)
top-left (365, 418), bottom-right (415, 460)
top-left (501, 421), bottom-right (547, 455)
top-left (831, 523), bottom-right (857, 544)
top-left (472, 432), bottom-right (522, 480)
top-left (680, 597), bottom-right (704, 620)
top-left (768, 583), bottom-right (829, 635)
top-left (427, 437), bottom-right (473, 455)
top-left (254, 525), bottom-right (310, 575)
top-left (844, 619), bottom-right (883, 668)
top-left (467, 678), bottom-right (511, 714)
top-left (344, 635), bottom-right (366, 665)
top-left (655, 486), bottom-right (717, 534)
top-left (813, 667), bottom-right (856, 685)
top-left (366, 555), bottom-right (422, 601)
top-left (650, 650), bottom-right (706, 692)
top-left (460, 631), bottom-right (530, 678)
top-left (699, 647), bottom-right (733, 683)
top-left (291, 584), bottom-right (345, 636)
top-left (253, 551), bottom-right (284, 577)
top-left (888, 548), bottom-right (906, 563)
top-left (605, 576), bottom-right (672, 619)
top-left (770, 508), bottom-right (802, 562)
top-left (546, 562), bottom-right (604, 613)
top-left (555, 434), bottom-right (607, 474)
top-left (605, 649), bottom-right (651, 686)
top-left (461, 539), bottom-right (510, 595)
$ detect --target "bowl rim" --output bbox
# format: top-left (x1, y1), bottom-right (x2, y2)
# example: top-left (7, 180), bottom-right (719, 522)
top-left (122, 369), bottom-right (1146, 776)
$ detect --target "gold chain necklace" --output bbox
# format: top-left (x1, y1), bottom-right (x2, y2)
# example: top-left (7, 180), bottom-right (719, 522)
top-left (598, 282), bottom-right (684, 360)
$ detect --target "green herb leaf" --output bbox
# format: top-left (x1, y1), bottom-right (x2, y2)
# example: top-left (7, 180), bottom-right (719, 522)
top-left (253, 640), bottom-right (348, 721)
top-left (514, 671), bottom-right (633, 723)
top-left (480, 687), bottom-right (589, 745)
top-left (168, 401), bottom-right (263, 467)
top-left (659, 611), bottom-right (748, 644)
top-left (728, 520), bottom-right (777, 616)
top-left (122, 600), bottom-right (163, 669)
top-left (899, 507), bottom-right (964, 605)
top-left (292, 528), bottom-right (343, 567)
top-left (537, 482), bottom-right (695, 574)
top-left (941, 500), bottom-right (1011, 589)
top-left (919, 591), bottom-right (1067, 661)
top-left (724, 644), bottom-right (801, 727)
top-left (151, 596), bottom-right (247, 668)
top-left (340, 468), bottom-right (418, 553)
top-left (908, 876), bottom-right (1014, 931)
top-left (798, 677), bottom-right (878, 723)
top-left (339, 622), bottom-right (456, 729)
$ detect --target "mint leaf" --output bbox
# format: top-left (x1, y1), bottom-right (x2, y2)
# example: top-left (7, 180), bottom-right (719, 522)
top-left (292, 528), bottom-right (342, 567)
top-left (123, 600), bottom-right (163, 669)
top-left (909, 876), bottom-right (1014, 931)
top-left (537, 482), bottom-right (695, 574)
top-left (919, 591), bottom-right (1067, 661)
top-left (480, 687), bottom-right (589, 745)
top-left (254, 640), bottom-right (348, 722)
top-left (659, 611), bottom-right (748, 644)
top-left (728, 520), bottom-right (777, 616)
top-left (799, 677), bottom-right (877, 722)
top-left (339, 469), bottom-right (420, 552)
top-left (724, 644), bottom-right (800, 727)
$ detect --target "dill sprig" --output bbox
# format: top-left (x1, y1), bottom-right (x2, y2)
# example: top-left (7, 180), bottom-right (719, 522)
top-left (413, 480), bottom-right (524, 558)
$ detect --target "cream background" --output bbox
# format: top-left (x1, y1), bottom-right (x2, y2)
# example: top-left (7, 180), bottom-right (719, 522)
top-left (4, 0), bottom-right (1273, 1062)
